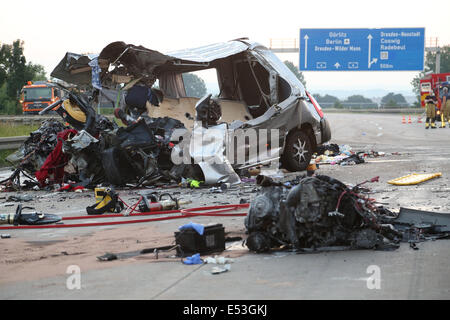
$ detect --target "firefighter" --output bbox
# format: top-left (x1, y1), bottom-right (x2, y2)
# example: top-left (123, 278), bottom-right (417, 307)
top-left (441, 87), bottom-right (450, 128)
top-left (425, 94), bottom-right (437, 129)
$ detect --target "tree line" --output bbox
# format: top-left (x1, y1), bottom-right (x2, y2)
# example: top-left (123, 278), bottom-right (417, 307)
top-left (313, 92), bottom-right (408, 108)
top-left (0, 40), bottom-right (47, 114)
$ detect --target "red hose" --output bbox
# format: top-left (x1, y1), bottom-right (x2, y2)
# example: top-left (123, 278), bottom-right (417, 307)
top-left (181, 204), bottom-right (249, 216)
top-left (0, 203), bottom-right (249, 230)
top-left (62, 209), bottom-right (181, 220)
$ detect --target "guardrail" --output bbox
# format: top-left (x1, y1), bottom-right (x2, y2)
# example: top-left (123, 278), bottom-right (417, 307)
top-left (0, 114), bottom-right (115, 125)
top-left (323, 107), bottom-right (424, 114)
top-left (0, 116), bottom-right (58, 127)
top-left (0, 136), bottom-right (27, 150)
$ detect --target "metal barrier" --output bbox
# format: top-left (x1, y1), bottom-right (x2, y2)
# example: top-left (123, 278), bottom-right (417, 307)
top-left (0, 136), bottom-right (27, 150)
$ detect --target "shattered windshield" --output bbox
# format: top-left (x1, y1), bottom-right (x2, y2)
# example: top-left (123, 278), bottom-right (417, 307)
top-left (24, 87), bottom-right (52, 101)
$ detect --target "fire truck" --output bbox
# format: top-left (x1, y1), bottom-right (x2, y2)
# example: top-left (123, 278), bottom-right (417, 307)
top-left (419, 72), bottom-right (450, 119)
top-left (19, 81), bottom-right (63, 115)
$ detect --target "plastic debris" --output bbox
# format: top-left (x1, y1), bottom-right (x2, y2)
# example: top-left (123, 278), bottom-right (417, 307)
top-left (180, 178), bottom-right (204, 188)
top-left (211, 264), bottom-right (231, 274)
top-left (183, 253), bottom-right (203, 265)
top-left (179, 222), bottom-right (205, 235)
top-left (387, 173), bottom-right (442, 186)
top-left (204, 255), bottom-right (234, 264)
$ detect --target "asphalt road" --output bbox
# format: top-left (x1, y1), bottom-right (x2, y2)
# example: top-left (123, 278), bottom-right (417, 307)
top-left (1, 113), bottom-right (449, 300)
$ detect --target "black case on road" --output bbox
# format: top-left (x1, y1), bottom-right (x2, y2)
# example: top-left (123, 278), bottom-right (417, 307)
top-left (174, 224), bottom-right (225, 257)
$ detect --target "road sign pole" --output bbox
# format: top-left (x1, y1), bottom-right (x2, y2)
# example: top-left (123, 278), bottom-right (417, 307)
top-left (436, 47), bottom-right (441, 73)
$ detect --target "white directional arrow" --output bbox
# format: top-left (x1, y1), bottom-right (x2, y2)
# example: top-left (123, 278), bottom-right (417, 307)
top-left (370, 58), bottom-right (378, 67)
top-left (334, 62), bottom-right (341, 69)
top-left (367, 34), bottom-right (375, 68)
top-left (304, 34), bottom-right (309, 69)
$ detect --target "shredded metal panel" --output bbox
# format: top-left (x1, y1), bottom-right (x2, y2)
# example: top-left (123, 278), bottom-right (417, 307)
top-left (165, 41), bottom-right (249, 63)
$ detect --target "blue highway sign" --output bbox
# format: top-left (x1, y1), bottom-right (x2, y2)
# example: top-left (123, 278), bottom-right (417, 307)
top-left (299, 28), bottom-right (425, 71)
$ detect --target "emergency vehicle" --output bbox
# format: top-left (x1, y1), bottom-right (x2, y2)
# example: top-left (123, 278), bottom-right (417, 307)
top-left (420, 72), bottom-right (450, 105)
top-left (19, 81), bottom-right (63, 115)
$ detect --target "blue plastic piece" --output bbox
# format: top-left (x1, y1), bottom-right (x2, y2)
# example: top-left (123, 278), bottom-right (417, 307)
top-left (179, 222), bottom-right (204, 235)
top-left (183, 253), bottom-right (203, 265)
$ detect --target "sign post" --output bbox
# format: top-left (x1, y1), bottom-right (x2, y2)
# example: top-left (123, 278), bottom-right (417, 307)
top-left (299, 28), bottom-right (425, 71)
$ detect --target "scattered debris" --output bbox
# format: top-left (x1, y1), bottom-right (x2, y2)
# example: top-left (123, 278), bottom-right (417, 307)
top-left (313, 143), bottom-right (397, 166)
top-left (97, 253), bottom-right (118, 261)
top-left (183, 253), bottom-right (203, 265)
top-left (211, 264), bottom-right (231, 274)
top-left (245, 174), bottom-right (449, 253)
top-left (6, 194), bottom-right (33, 202)
top-left (204, 255), bottom-right (234, 264)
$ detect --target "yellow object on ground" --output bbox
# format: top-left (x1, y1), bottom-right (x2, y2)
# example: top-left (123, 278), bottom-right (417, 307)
top-left (387, 173), bottom-right (442, 185)
top-left (94, 187), bottom-right (113, 208)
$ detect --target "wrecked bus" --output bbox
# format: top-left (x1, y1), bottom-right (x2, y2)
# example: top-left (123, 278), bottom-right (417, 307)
top-left (42, 38), bottom-right (331, 186)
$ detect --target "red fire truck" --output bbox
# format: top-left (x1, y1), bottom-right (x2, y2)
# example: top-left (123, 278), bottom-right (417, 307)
top-left (419, 72), bottom-right (450, 107)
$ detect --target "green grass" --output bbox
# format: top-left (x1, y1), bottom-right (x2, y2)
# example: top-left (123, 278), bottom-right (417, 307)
top-left (0, 149), bottom-right (16, 168)
top-left (98, 108), bottom-right (115, 115)
top-left (0, 123), bottom-right (41, 137)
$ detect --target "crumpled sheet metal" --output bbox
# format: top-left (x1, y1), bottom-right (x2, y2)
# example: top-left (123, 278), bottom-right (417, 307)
top-left (98, 41), bottom-right (173, 80)
top-left (50, 52), bottom-right (99, 85)
top-left (189, 122), bottom-right (240, 185)
top-left (166, 41), bottom-right (248, 63)
top-left (67, 130), bottom-right (99, 151)
top-left (395, 207), bottom-right (450, 234)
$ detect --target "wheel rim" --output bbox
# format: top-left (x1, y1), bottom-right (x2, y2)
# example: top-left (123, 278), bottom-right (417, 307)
top-left (293, 138), bottom-right (308, 164)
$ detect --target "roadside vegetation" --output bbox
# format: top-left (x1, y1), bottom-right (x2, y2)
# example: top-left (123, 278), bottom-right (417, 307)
top-left (0, 39), bottom-right (47, 115)
top-left (313, 92), bottom-right (412, 109)
top-left (0, 123), bottom-right (40, 167)
top-left (0, 123), bottom-right (40, 137)
top-left (0, 149), bottom-right (16, 168)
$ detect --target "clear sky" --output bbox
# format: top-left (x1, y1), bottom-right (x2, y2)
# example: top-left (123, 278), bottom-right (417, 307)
top-left (1, 0), bottom-right (450, 96)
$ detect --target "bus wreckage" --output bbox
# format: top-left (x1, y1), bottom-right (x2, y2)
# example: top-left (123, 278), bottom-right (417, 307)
top-left (3, 38), bottom-right (331, 190)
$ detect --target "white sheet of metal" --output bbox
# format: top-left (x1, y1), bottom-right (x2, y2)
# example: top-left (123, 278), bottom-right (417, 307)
top-left (165, 41), bottom-right (249, 63)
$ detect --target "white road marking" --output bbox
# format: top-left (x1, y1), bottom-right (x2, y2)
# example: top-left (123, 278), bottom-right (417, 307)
top-left (366, 158), bottom-right (450, 163)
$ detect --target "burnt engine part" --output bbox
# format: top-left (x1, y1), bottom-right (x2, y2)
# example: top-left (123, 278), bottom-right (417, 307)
top-left (245, 175), bottom-right (398, 253)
